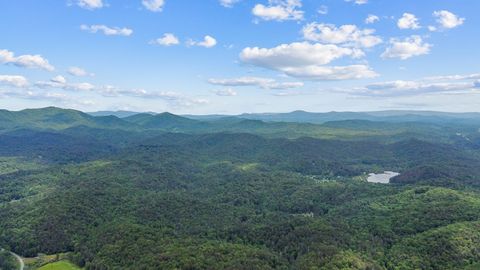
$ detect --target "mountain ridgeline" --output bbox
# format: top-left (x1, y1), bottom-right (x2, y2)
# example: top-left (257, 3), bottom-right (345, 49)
top-left (1, 107), bottom-right (480, 269)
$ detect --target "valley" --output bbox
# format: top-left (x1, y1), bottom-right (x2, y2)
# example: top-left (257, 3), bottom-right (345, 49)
top-left (1, 108), bottom-right (480, 269)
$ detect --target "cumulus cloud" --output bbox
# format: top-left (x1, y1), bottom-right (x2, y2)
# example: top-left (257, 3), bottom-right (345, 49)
top-left (150, 33), bottom-right (180, 46)
top-left (80, 24), bottom-right (133, 36)
top-left (433, 10), bottom-right (465, 29)
top-left (142, 0), bottom-right (165, 12)
top-left (76, 0), bottom-right (103, 10)
top-left (397, 13), bottom-right (420, 29)
top-left (252, 0), bottom-right (304, 21)
top-left (0, 75), bottom-right (29, 88)
top-left (213, 88), bottom-right (238, 96)
top-left (365, 14), bottom-right (379, 24)
top-left (241, 42), bottom-right (359, 68)
top-left (208, 77), bottom-right (304, 89)
top-left (220, 0), bottom-right (241, 8)
top-left (68, 66), bottom-right (94, 77)
top-left (302, 23), bottom-right (382, 48)
top-left (239, 42), bottom-right (376, 80)
top-left (0, 49), bottom-right (54, 71)
top-left (381, 35), bottom-right (431, 60)
top-left (187, 35), bottom-right (217, 48)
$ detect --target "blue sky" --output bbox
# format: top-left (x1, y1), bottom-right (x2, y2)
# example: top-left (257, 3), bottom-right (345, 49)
top-left (0, 0), bottom-right (478, 114)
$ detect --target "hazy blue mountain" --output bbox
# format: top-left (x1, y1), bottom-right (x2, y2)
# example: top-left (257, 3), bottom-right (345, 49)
top-left (88, 110), bottom-right (155, 118)
top-left (186, 110), bottom-right (480, 124)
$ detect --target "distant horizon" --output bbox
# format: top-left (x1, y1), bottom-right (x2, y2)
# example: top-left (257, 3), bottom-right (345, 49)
top-left (4, 106), bottom-right (480, 116)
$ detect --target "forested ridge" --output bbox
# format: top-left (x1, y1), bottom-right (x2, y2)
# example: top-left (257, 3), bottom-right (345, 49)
top-left (1, 107), bottom-right (480, 269)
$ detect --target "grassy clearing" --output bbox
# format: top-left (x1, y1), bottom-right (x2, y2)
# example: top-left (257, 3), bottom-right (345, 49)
top-left (37, 261), bottom-right (82, 270)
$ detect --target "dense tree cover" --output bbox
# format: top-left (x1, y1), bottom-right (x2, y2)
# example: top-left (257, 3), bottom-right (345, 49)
top-left (0, 249), bottom-right (17, 270)
top-left (4, 107), bottom-right (480, 143)
top-left (387, 221), bottom-right (480, 269)
top-left (1, 107), bottom-right (480, 269)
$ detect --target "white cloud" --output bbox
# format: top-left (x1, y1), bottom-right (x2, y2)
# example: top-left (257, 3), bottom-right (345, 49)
top-left (214, 88), bottom-right (238, 96)
top-left (209, 77), bottom-right (273, 87)
top-left (302, 23), bottom-right (382, 48)
top-left (97, 85), bottom-right (118, 97)
top-left (423, 73), bottom-right (480, 81)
top-left (67, 82), bottom-right (96, 91)
top-left (397, 13), bottom-right (420, 29)
top-left (92, 86), bottom-right (209, 107)
top-left (0, 74), bottom-right (208, 109)
top-left (76, 0), bottom-right (103, 10)
top-left (433, 10), bottom-right (465, 29)
top-left (220, 0), bottom-right (240, 8)
top-left (119, 88), bottom-right (209, 107)
top-left (51, 75), bottom-right (67, 84)
top-left (381, 35), bottom-right (431, 60)
top-left (365, 14), bottom-right (379, 24)
top-left (345, 0), bottom-right (368, 5)
top-left (80, 24), bottom-right (133, 36)
top-left (240, 42), bottom-right (376, 80)
top-left (0, 89), bottom-right (70, 102)
top-left (188, 35), bottom-right (217, 48)
top-left (272, 91), bottom-right (303, 96)
top-left (142, 0), bottom-right (165, 12)
top-left (241, 42), bottom-right (362, 68)
top-left (208, 77), bottom-right (304, 89)
top-left (341, 73), bottom-right (480, 97)
top-left (68, 66), bottom-right (94, 77)
top-left (252, 0), bottom-right (304, 21)
top-left (279, 65), bottom-right (377, 80)
top-left (267, 81), bottom-right (305, 89)
top-left (360, 80), bottom-right (474, 96)
top-left (317, 5), bottom-right (328, 15)
top-left (35, 76), bottom-right (95, 91)
top-left (0, 88), bottom-right (98, 108)
top-left (150, 33), bottom-right (180, 46)
top-left (0, 75), bottom-right (29, 88)
top-left (0, 49), bottom-right (54, 71)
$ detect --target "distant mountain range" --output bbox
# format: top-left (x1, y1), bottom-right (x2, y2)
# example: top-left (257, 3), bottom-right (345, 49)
top-left (88, 110), bottom-right (155, 118)
top-left (88, 109), bottom-right (480, 124)
top-left (1, 107), bottom-right (479, 135)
